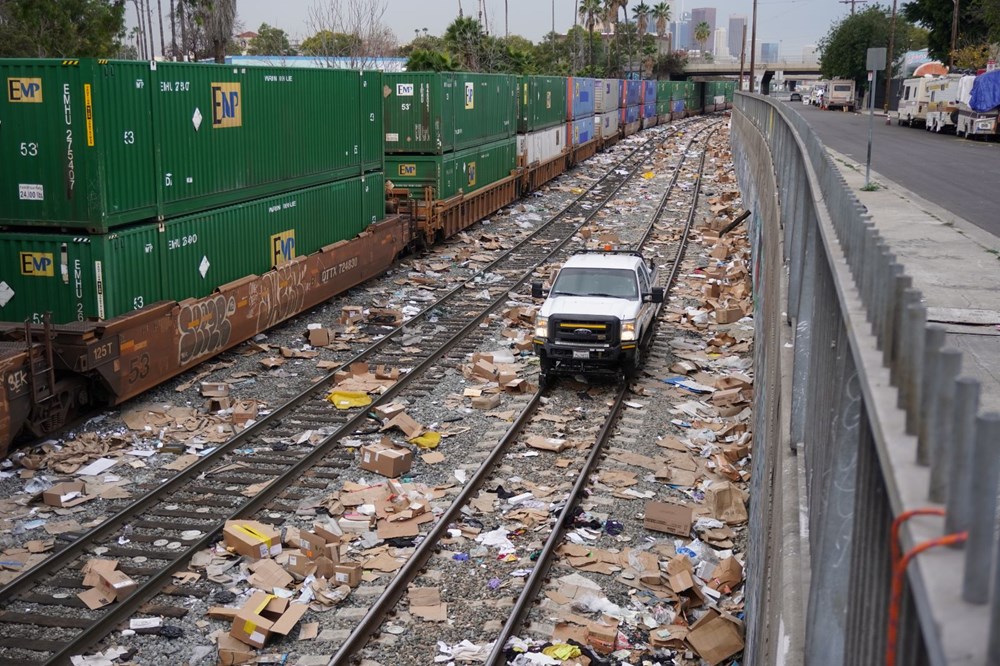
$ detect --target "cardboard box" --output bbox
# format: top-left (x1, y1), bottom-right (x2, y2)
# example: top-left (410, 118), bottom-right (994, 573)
top-left (230, 592), bottom-right (309, 649)
top-left (223, 520), bottom-right (282, 561)
top-left (471, 394), bottom-right (501, 410)
top-left (587, 619), bottom-right (619, 654)
top-left (359, 442), bottom-right (413, 478)
top-left (286, 552), bottom-right (317, 578)
top-left (299, 531), bottom-right (328, 559)
top-left (42, 481), bottom-right (89, 508)
top-left (96, 569), bottom-right (138, 601)
top-left (313, 522), bottom-right (343, 544)
top-left (248, 558), bottom-right (294, 591)
top-left (333, 562), bottom-right (362, 587)
top-left (217, 633), bottom-right (256, 665)
top-left (686, 611), bottom-right (745, 665)
top-left (307, 328), bottom-right (331, 347)
top-left (643, 501), bottom-right (693, 537)
top-left (715, 306), bottom-right (743, 324)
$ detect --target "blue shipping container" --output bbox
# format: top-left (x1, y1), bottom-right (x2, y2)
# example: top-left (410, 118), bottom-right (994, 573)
top-left (620, 105), bottom-right (640, 124)
top-left (570, 117), bottom-right (596, 145)
top-left (621, 80), bottom-right (641, 107)
top-left (641, 80), bottom-right (657, 104)
top-left (568, 77), bottom-right (596, 119)
top-left (641, 102), bottom-right (656, 118)
top-left (672, 100), bottom-right (686, 115)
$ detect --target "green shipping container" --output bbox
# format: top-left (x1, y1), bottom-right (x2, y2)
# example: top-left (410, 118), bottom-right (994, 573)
top-left (517, 76), bottom-right (568, 133)
top-left (383, 72), bottom-right (516, 154)
top-left (0, 58), bottom-right (382, 232)
top-left (0, 173), bottom-right (384, 324)
top-left (385, 138), bottom-right (516, 200)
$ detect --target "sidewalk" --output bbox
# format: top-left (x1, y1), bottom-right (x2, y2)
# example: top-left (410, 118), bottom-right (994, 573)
top-left (828, 148), bottom-right (1000, 412)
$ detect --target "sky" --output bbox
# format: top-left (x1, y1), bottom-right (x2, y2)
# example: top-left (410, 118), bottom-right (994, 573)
top-left (129, 0), bottom-right (852, 59)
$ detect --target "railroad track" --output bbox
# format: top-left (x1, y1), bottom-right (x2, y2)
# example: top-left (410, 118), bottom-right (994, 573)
top-left (332, 122), bottom-right (722, 665)
top-left (0, 118), bottom-right (719, 665)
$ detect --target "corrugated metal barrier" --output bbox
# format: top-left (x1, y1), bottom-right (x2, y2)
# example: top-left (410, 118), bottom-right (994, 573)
top-left (730, 92), bottom-right (1000, 665)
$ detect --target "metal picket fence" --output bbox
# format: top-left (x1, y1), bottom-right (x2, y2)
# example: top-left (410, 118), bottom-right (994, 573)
top-left (729, 92), bottom-right (1000, 665)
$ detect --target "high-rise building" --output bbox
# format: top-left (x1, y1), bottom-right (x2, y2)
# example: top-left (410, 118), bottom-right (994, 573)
top-left (728, 15), bottom-right (747, 61)
top-left (761, 42), bottom-right (780, 62)
top-left (672, 12), bottom-right (693, 51)
top-left (713, 28), bottom-right (729, 59)
top-left (690, 8), bottom-right (717, 52)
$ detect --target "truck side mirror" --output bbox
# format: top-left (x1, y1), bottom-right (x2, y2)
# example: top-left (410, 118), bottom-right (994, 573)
top-left (650, 287), bottom-right (664, 303)
top-left (531, 281), bottom-right (544, 299)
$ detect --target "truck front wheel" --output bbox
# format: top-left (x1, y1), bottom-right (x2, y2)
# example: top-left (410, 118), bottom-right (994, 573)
top-left (624, 347), bottom-right (642, 381)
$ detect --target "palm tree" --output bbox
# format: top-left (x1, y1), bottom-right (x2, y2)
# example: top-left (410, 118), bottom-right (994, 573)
top-left (444, 16), bottom-right (483, 70)
top-left (652, 2), bottom-right (670, 49)
top-left (632, 2), bottom-right (650, 37)
top-left (694, 21), bottom-right (711, 58)
top-left (579, 0), bottom-right (603, 71)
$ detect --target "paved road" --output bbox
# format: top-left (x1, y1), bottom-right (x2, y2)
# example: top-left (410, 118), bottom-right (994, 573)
top-left (777, 100), bottom-right (999, 237)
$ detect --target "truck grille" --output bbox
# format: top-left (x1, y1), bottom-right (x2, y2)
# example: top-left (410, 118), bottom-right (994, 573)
top-left (550, 316), bottom-right (620, 345)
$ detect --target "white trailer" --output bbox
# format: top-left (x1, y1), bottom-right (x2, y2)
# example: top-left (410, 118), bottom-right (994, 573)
top-left (896, 77), bottom-right (932, 127)
top-left (924, 75), bottom-right (964, 132)
top-left (825, 79), bottom-right (856, 111)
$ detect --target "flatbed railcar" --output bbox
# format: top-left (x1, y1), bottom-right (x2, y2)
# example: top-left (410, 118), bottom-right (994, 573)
top-left (0, 67), bottom-right (720, 455)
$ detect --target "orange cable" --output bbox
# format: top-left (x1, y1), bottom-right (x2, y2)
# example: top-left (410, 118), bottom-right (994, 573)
top-left (886, 518), bottom-right (966, 666)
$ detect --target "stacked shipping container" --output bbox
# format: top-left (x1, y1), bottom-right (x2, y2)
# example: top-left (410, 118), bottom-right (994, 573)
top-left (382, 72), bottom-right (518, 199)
top-left (0, 58), bottom-right (385, 323)
top-left (620, 79), bottom-right (642, 135)
top-left (595, 79), bottom-right (621, 140)
top-left (515, 76), bottom-right (569, 165)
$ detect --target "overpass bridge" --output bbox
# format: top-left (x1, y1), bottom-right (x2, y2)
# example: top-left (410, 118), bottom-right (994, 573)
top-left (684, 58), bottom-right (821, 77)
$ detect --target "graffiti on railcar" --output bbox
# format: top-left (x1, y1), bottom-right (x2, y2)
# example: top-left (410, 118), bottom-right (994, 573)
top-left (4, 368), bottom-right (30, 398)
top-left (253, 262), bottom-right (309, 331)
top-left (177, 294), bottom-right (237, 365)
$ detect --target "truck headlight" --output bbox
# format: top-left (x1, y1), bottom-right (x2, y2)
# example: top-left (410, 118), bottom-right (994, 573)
top-left (621, 320), bottom-right (636, 341)
top-left (535, 317), bottom-right (549, 339)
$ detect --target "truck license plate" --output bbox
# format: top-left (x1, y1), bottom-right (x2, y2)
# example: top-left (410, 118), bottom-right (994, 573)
top-left (573, 350), bottom-right (590, 359)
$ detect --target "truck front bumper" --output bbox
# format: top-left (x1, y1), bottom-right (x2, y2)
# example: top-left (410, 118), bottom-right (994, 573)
top-left (533, 339), bottom-right (637, 374)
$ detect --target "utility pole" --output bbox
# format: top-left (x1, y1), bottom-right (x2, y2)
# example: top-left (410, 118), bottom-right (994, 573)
top-left (749, 0), bottom-right (757, 92)
top-left (739, 23), bottom-right (747, 91)
top-left (949, 0), bottom-right (959, 67)
top-left (883, 0), bottom-right (898, 120)
top-left (838, 0), bottom-right (868, 14)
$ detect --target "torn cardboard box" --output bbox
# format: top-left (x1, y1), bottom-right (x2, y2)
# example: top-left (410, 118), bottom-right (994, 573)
top-left (643, 500), bottom-right (693, 537)
top-left (230, 592), bottom-right (309, 648)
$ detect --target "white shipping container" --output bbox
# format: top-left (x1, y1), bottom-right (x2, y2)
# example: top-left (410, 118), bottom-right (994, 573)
top-left (516, 125), bottom-right (566, 165)
top-left (594, 79), bottom-right (621, 113)
top-left (596, 111), bottom-right (619, 139)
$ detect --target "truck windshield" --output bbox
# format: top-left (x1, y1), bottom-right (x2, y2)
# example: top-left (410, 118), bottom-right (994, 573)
top-left (550, 268), bottom-right (639, 299)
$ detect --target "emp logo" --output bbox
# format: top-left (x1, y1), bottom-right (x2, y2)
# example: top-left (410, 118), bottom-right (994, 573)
top-left (7, 77), bottom-right (42, 103)
top-left (398, 163), bottom-right (416, 177)
top-left (464, 81), bottom-right (474, 109)
top-left (211, 82), bottom-right (242, 128)
top-left (20, 252), bottom-right (54, 276)
top-left (466, 161), bottom-right (477, 188)
top-left (270, 230), bottom-right (295, 267)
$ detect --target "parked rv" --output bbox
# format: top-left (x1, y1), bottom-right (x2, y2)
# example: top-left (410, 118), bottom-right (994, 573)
top-left (896, 77), bottom-right (932, 127)
top-left (924, 75), bottom-right (964, 132)
top-left (824, 79), bottom-right (856, 111)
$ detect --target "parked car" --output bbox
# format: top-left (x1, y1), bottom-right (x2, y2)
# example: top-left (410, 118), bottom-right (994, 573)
top-left (790, 91), bottom-right (802, 102)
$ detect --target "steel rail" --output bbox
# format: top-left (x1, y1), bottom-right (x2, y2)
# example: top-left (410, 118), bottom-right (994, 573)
top-left (14, 121), bottom-right (716, 665)
top-left (483, 123), bottom-right (722, 665)
top-left (0, 126), bottom-right (672, 607)
top-left (330, 120), bottom-right (724, 666)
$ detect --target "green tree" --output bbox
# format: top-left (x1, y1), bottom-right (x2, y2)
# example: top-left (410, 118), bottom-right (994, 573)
top-left (405, 48), bottom-right (459, 71)
top-left (248, 23), bottom-right (295, 55)
top-left (300, 30), bottom-right (362, 57)
top-left (399, 34), bottom-right (447, 57)
top-left (694, 21), bottom-right (711, 56)
top-left (819, 5), bottom-right (918, 87)
top-left (653, 50), bottom-right (687, 78)
top-left (902, 0), bottom-right (989, 61)
top-left (0, 0), bottom-right (127, 57)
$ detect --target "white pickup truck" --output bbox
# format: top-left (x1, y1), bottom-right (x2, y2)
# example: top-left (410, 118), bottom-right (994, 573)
top-left (531, 251), bottom-right (663, 382)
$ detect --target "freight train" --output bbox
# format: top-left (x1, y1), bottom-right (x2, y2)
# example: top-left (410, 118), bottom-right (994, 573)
top-left (0, 58), bottom-right (735, 454)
